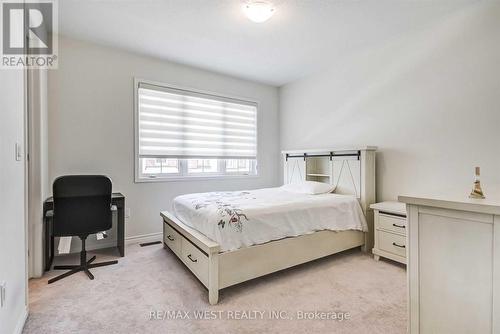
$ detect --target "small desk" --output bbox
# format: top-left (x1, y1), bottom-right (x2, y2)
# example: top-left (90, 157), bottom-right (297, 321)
top-left (43, 192), bottom-right (125, 272)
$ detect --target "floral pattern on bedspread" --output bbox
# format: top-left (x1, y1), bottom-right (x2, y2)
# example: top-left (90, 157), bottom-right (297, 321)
top-left (190, 191), bottom-right (257, 232)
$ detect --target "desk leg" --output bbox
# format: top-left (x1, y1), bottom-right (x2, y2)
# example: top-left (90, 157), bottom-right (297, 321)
top-left (117, 201), bottom-right (125, 257)
top-left (44, 216), bottom-right (50, 271)
top-left (50, 233), bottom-right (54, 269)
top-left (44, 216), bottom-right (54, 271)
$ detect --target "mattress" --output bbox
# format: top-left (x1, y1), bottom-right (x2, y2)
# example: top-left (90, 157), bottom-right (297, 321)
top-left (172, 187), bottom-right (368, 252)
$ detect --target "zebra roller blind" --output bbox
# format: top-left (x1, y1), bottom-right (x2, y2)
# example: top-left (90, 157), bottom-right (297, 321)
top-left (137, 82), bottom-right (257, 159)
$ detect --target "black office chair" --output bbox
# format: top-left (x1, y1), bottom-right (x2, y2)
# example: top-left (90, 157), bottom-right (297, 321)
top-left (48, 175), bottom-right (118, 284)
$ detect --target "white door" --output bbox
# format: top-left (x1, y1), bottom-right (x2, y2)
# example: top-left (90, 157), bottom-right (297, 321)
top-left (0, 69), bottom-right (27, 333)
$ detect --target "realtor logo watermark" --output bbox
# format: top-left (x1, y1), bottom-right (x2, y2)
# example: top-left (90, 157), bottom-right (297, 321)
top-left (149, 309), bottom-right (352, 322)
top-left (1, 0), bottom-right (58, 69)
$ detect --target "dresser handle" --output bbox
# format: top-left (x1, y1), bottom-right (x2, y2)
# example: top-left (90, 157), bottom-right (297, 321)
top-left (187, 254), bottom-right (198, 263)
top-left (167, 235), bottom-right (174, 241)
top-left (392, 223), bottom-right (406, 229)
top-left (392, 242), bottom-right (405, 248)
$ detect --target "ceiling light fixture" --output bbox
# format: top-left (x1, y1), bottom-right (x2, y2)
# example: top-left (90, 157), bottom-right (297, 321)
top-left (243, 1), bottom-right (275, 23)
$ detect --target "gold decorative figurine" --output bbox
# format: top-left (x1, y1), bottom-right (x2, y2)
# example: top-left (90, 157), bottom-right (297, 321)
top-left (469, 167), bottom-right (485, 199)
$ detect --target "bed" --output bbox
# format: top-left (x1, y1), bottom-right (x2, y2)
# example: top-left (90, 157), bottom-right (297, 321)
top-left (173, 188), bottom-right (368, 252)
top-left (161, 147), bottom-right (376, 304)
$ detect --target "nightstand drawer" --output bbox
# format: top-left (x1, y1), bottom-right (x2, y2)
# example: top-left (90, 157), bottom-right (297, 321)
top-left (378, 230), bottom-right (406, 257)
top-left (378, 214), bottom-right (406, 235)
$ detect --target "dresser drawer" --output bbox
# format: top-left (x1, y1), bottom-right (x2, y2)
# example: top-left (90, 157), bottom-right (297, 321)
top-left (181, 238), bottom-right (209, 287)
top-left (378, 213), bottom-right (406, 235)
top-left (164, 223), bottom-right (181, 256)
top-left (378, 230), bottom-right (406, 257)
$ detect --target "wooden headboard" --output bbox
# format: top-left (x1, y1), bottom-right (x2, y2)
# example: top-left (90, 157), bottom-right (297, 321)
top-left (281, 147), bottom-right (377, 251)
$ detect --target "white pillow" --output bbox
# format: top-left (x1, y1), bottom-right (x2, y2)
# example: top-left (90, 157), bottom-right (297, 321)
top-left (281, 181), bottom-right (336, 195)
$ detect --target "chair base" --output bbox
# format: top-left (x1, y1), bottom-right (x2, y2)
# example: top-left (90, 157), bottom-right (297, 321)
top-left (48, 255), bottom-right (118, 284)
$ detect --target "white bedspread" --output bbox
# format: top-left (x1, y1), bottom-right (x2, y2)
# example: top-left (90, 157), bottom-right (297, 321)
top-left (172, 187), bottom-right (368, 252)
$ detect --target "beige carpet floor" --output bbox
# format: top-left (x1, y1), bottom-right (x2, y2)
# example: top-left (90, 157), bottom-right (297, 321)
top-left (24, 243), bottom-right (406, 334)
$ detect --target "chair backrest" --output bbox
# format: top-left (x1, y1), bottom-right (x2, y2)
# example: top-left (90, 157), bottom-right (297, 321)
top-left (53, 175), bottom-right (112, 237)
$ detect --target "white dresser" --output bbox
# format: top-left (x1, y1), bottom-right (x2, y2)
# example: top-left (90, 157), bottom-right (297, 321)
top-left (371, 201), bottom-right (407, 264)
top-left (399, 195), bottom-right (500, 334)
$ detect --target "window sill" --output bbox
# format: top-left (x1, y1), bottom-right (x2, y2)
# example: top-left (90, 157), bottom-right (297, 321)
top-left (134, 174), bottom-right (260, 183)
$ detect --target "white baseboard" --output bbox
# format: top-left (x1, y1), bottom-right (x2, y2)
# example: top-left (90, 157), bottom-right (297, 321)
top-left (86, 239), bottom-right (118, 251)
top-left (49, 232), bottom-right (163, 260)
top-left (56, 238), bottom-right (119, 255)
top-left (126, 232), bottom-right (163, 245)
top-left (14, 306), bottom-right (28, 334)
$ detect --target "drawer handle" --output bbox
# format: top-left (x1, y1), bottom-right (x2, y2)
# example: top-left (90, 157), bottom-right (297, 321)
top-left (392, 223), bottom-right (406, 229)
top-left (167, 235), bottom-right (174, 241)
top-left (392, 242), bottom-right (405, 248)
top-left (187, 254), bottom-right (198, 263)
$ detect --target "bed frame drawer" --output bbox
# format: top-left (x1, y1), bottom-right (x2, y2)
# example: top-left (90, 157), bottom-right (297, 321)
top-left (164, 222), bottom-right (181, 256)
top-left (378, 230), bottom-right (406, 258)
top-left (378, 213), bottom-right (406, 235)
top-left (181, 238), bottom-right (209, 287)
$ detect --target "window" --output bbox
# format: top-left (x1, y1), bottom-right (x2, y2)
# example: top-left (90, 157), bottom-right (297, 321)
top-left (135, 80), bottom-right (258, 181)
top-left (140, 158), bottom-right (180, 176)
top-left (226, 159), bottom-right (251, 173)
top-left (187, 159), bottom-right (218, 174)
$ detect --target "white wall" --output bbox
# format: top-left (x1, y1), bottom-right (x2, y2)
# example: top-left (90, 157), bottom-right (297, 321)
top-left (279, 1), bottom-right (500, 201)
top-left (0, 70), bottom-right (27, 332)
top-left (48, 37), bottom-right (280, 242)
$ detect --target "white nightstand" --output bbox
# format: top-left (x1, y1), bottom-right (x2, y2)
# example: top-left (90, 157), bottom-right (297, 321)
top-left (370, 201), bottom-right (407, 264)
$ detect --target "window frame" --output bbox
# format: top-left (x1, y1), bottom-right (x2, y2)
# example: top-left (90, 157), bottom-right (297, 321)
top-left (134, 78), bottom-right (259, 183)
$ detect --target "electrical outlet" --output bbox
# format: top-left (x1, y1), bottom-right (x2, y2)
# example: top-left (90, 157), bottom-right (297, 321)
top-left (0, 281), bottom-right (6, 308)
top-left (125, 208), bottom-right (131, 219)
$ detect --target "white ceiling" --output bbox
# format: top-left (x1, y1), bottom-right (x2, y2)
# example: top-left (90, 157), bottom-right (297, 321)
top-left (59, 0), bottom-right (476, 86)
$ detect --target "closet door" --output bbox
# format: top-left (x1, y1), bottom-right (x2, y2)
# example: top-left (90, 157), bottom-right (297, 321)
top-left (0, 68), bottom-right (27, 334)
top-left (283, 158), bottom-right (306, 184)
